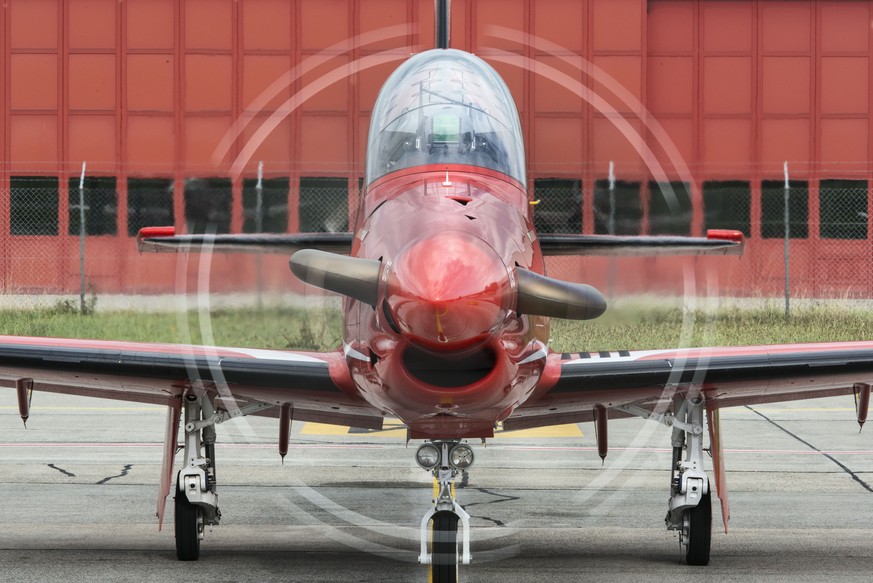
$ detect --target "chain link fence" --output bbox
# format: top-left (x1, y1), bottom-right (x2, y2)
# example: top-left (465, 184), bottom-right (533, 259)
top-left (535, 178), bottom-right (873, 303)
top-left (0, 177), bottom-right (352, 309)
top-left (3, 175), bottom-right (873, 309)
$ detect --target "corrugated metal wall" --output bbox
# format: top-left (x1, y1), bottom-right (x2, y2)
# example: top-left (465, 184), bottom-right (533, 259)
top-left (2, 0), bottom-right (873, 296)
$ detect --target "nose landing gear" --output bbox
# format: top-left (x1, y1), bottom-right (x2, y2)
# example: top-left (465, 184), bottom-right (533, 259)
top-left (416, 440), bottom-right (474, 583)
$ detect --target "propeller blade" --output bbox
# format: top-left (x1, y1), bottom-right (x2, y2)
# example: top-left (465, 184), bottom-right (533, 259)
top-left (515, 268), bottom-right (606, 320)
top-left (290, 249), bottom-right (381, 306)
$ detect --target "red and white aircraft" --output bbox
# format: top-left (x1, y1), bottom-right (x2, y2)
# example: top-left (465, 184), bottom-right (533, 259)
top-left (3, 10), bottom-right (873, 583)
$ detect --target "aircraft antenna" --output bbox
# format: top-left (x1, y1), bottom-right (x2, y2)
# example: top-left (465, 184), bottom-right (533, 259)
top-left (435, 0), bottom-right (451, 49)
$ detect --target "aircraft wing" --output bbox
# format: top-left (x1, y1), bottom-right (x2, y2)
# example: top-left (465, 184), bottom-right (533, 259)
top-left (509, 341), bottom-right (873, 533)
top-left (508, 342), bottom-right (873, 431)
top-left (0, 334), bottom-right (382, 527)
top-left (0, 335), bottom-right (380, 429)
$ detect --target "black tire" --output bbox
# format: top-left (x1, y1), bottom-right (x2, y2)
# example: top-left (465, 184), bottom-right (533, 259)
top-left (685, 491), bottom-right (712, 566)
top-left (175, 484), bottom-right (201, 561)
top-left (430, 511), bottom-right (459, 583)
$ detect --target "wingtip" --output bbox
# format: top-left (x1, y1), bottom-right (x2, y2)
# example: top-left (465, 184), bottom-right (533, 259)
top-left (136, 226), bottom-right (176, 252)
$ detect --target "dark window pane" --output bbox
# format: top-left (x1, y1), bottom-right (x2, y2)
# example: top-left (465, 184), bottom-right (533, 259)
top-left (68, 176), bottom-right (118, 236)
top-left (242, 177), bottom-right (289, 233)
top-left (594, 179), bottom-right (642, 235)
top-left (533, 178), bottom-right (582, 233)
top-left (648, 181), bottom-right (692, 235)
top-left (703, 181), bottom-right (751, 237)
top-left (11, 176), bottom-right (59, 235)
top-left (127, 178), bottom-right (175, 236)
top-left (184, 177), bottom-right (232, 234)
top-left (761, 180), bottom-right (808, 239)
top-left (819, 179), bottom-right (867, 240)
top-left (299, 177), bottom-right (349, 232)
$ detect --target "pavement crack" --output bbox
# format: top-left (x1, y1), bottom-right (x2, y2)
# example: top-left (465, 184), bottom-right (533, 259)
top-left (470, 514), bottom-right (507, 527)
top-left (96, 464), bottom-right (133, 485)
top-left (47, 464), bottom-right (75, 478)
top-left (457, 488), bottom-right (520, 527)
top-left (746, 405), bottom-right (873, 493)
top-left (466, 487), bottom-right (519, 504)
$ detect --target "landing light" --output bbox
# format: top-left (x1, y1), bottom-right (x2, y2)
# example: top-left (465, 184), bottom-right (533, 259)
top-left (415, 443), bottom-right (441, 469)
top-left (449, 444), bottom-right (474, 469)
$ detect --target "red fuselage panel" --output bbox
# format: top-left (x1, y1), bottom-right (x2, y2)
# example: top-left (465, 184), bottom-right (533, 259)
top-left (344, 168), bottom-right (549, 438)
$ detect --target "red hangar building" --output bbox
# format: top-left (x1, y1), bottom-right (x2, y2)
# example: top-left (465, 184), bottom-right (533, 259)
top-left (1, 0), bottom-right (872, 298)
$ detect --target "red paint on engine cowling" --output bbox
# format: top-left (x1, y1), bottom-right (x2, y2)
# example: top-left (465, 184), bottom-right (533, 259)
top-left (343, 167), bottom-right (550, 439)
top-left (386, 230), bottom-right (513, 351)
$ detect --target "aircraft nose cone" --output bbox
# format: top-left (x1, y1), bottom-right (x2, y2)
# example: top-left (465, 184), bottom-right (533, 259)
top-left (386, 231), bottom-right (512, 350)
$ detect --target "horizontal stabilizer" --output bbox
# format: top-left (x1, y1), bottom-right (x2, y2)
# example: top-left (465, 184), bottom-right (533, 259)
top-left (137, 227), bottom-right (353, 255)
top-left (539, 229), bottom-right (744, 256)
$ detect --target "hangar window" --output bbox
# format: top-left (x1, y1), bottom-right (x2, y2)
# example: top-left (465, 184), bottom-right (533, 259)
top-left (243, 177), bottom-right (289, 233)
top-left (703, 181), bottom-right (751, 237)
top-left (594, 180), bottom-right (642, 235)
top-left (533, 179), bottom-right (582, 233)
top-left (761, 180), bottom-right (808, 239)
top-left (648, 181), bottom-right (692, 235)
top-left (299, 177), bottom-right (348, 232)
top-left (819, 179), bottom-right (867, 240)
top-left (11, 176), bottom-right (59, 236)
top-left (127, 178), bottom-right (175, 236)
top-left (184, 178), bottom-right (232, 234)
top-left (68, 176), bottom-right (118, 236)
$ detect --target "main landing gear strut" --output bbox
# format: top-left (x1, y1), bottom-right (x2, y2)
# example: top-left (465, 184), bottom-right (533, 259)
top-left (175, 394), bottom-right (221, 561)
top-left (415, 440), bottom-right (474, 583)
top-left (619, 393), bottom-right (712, 565)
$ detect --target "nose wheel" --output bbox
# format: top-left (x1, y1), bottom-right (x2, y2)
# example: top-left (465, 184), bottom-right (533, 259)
top-left (416, 441), bottom-right (474, 582)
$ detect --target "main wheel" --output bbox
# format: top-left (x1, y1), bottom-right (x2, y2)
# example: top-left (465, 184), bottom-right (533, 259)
top-left (685, 491), bottom-right (712, 566)
top-left (430, 511), bottom-right (459, 583)
top-left (175, 482), bottom-right (202, 561)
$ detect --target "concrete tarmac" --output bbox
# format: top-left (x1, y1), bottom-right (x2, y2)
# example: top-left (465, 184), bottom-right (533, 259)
top-left (2, 393), bottom-right (873, 582)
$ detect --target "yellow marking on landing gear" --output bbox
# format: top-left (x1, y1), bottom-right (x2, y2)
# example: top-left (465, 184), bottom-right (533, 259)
top-left (432, 477), bottom-right (456, 498)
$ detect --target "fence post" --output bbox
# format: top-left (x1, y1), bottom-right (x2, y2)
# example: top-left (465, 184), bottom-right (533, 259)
top-left (255, 161), bottom-right (264, 309)
top-left (783, 161), bottom-right (790, 320)
top-left (608, 161), bottom-right (616, 235)
top-left (607, 161), bottom-right (616, 296)
top-left (78, 162), bottom-right (87, 314)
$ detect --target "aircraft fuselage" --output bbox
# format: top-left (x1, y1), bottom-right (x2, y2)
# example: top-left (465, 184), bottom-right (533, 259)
top-left (343, 49), bottom-right (550, 439)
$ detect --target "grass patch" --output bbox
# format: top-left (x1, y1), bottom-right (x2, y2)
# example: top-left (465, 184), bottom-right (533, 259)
top-left (0, 304), bottom-right (870, 352)
top-left (0, 307), bottom-right (343, 351)
top-left (551, 304), bottom-right (873, 352)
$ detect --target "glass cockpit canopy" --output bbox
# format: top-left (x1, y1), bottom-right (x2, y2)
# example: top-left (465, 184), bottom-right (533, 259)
top-left (365, 49), bottom-right (526, 187)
